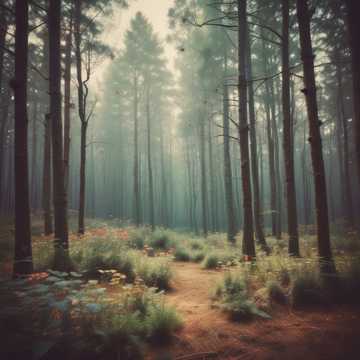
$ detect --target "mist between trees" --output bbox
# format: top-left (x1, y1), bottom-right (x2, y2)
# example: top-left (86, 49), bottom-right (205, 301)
top-left (0, 0), bottom-right (359, 275)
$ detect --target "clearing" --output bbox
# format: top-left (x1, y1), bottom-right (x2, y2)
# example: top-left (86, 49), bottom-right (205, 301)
top-left (152, 262), bottom-right (360, 360)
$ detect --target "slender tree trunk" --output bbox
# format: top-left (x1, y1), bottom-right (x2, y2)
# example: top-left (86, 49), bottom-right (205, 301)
top-left (74, 0), bottom-right (89, 235)
top-left (78, 122), bottom-right (87, 234)
top-left (199, 114), bottom-right (208, 237)
top-left (282, 0), bottom-right (299, 256)
top-left (334, 60), bottom-right (354, 227)
top-left (49, 0), bottom-right (69, 269)
top-left (223, 58), bottom-right (237, 242)
top-left (208, 118), bottom-right (217, 232)
top-left (301, 123), bottom-right (310, 227)
top-left (270, 81), bottom-right (282, 239)
top-left (159, 119), bottom-right (168, 227)
top-left (13, 0), bottom-right (33, 275)
top-left (262, 40), bottom-right (277, 237)
top-left (64, 16), bottom-right (73, 191)
top-left (238, 0), bottom-right (255, 257)
top-left (43, 114), bottom-right (53, 235)
top-left (30, 99), bottom-right (38, 209)
top-left (345, 0), bottom-right (360, 187)
top-left (146, 84), bottom-right (155, 230)
top-left (133, 74), bottom-right (140, 226)
top-left (0, 87), bottom-right (10, 210)
top-left (247, 30), bottom-right (268, 252)
top-left (296, 0), bottom-right (335, 274)
top-left (0, 6), bottom-right (7, 95)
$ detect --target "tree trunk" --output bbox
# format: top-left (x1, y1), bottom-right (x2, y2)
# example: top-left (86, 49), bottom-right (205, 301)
top-left (237, 0), bottom-right (255, 257)
top-left (334, 59), bottom-right (354, 227)
top-left (296, 0), bottom-right (335, 274)
top-left (49, 0), bottom-right (69, 269)
top-left (13, 0), bottom-right (33, 275)
top-left (159, 118), bottom-right (168, 227)
top-left (43, 114), bottom-right (53, 235)
top-left (199, 113), bottom-right (208, 237)
top-left (270, 81), bottom-right (282, 239)
top-left (282, 0), bottom-right (299, 256)
top-left (30, 99), bottom-right (38, 209)
top-left (146, 84), bottom-right (155, 230)
top-left (0, 87), bottom-right (10, 211)
top-left (223, 57), bottom-right (237, 242)
top-left (64, 16), bottom-right (73, 191)
top-left (208, 118), bottom-right (217, 232)
top-left (0, 5), bottom-right (7, 96)
top-left (247, 30), bottom-right (268, 252)
top-left (133, 74), bottom-right (141, 226)
top-left (78, 122), bottom-right (87, 234)
top-left (262, 40), bottom-right (277, 238)
top-left (345, 0), bottom-right (360, 187)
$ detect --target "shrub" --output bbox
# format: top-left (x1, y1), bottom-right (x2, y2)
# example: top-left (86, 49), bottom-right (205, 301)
top-left (214, 273), bottom-right (270, 322)
top-left (149, 229), bottom-right (172, 250)
top-left (192, 251), bottom-right (205, 263)
top-left (267, 281), bottom-right (287, 305)
top-left (81, 250), bottom-right (135, 282)
top-left (137, 260), bottom-right (173, 290)
top-left (173, 248), bottom-right (191, 262)
top-left (90, 313), bottom-right (144, 360)
top-left (129, 233), bottom-right (145, 250)
top-left (291, 271), bottom-right (325, 307)
top-left (203, 254), bottom-right (219, 269)
top-left (189, 240), bottom-right (203, 250)
top-left (145, 304), bottom-right (182, 344)
top-left (337, 258), bottom-right (360, 304)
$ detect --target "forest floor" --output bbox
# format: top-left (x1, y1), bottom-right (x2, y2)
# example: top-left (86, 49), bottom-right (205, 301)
top-left (1, 218), bottom-right (360, 360)
top-left (152, 262), bottom-right (360, 360)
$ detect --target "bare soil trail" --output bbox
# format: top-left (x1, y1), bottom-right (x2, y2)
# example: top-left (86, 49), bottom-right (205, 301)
top-left (149, 262), bottom-right (360, 360)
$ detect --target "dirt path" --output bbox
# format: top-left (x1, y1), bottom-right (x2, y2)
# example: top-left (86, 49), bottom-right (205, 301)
top-left (150, 262), bottom-right (360, 360)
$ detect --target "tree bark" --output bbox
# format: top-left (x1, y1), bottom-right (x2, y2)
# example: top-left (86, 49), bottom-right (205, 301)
top-left (247, 30), bottom-right (268, 253)
top-left (13, 0), bottom-right (33, 275)
top-left (223, 57), bottom-right (237, 242)
top-left (49, 0), bottom-right (69, 268)
top-left (199, 113), bottom-right (208, 237)
top-left (345, 0), bottom-right (360, 187)
top-left (262, 39), bottom-right (278, 238)
top-left (133, 74), bottom-right (141, 226)
top-left (296, 0), bottom-right (335, 274)
top-left (64, 15), bottom-right (73, 192)
top-left (43, 114), bottom-right (53, 235)
top-left (0, 87), bottom-right (10, 211)
top-left (78, 122), bottom-right (87, 234)
top-left (146, 84), bottom-right (155, 230)
top-left (282, 0), bottom-right (299, 256)
top-left (237, 0), bottom-right (255, 257)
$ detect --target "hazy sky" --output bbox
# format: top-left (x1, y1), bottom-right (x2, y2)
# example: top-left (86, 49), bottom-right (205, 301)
top-left (93, 0), bottom-right (177, 91)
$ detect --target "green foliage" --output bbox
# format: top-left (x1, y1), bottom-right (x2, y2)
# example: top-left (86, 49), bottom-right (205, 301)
top-left (291, 271), bottom-right (325, 307)
top-left (191, 251), bottom-right (205, 263)
top-left (266, 281), bottom-right (287, 305)
top-left (214, 273), bottom-right (270, 322)
top-left (136, 260), bottom-right (173, 290)
top-left (145, 304), bottom-right (182, 344)
top-left (128, 233), bottom-right (145, 250)
top-left (189, 240), bottom-right (203, 250)
top-left (173, 247), bottom-right (191, 262)
top-left (80, 249), bottom-right (136, 282)
top-left (148, 229), bottom-right (172, 250)
top-left (203, 254), bottom-right (219, 269)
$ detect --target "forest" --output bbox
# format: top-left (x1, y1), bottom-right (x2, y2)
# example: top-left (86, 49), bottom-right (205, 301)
top-left (0, 0), bottom-right (359, 359)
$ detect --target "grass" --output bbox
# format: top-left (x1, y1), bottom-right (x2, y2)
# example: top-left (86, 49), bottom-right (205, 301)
top-left (214, 273), bottom-right (270, 321)
top-left (136, 259), bottom-right (173, 290)
top-left (148, 229), bottom-right (172, 250)
top-left (173, 247), bottom-right (191, 262)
